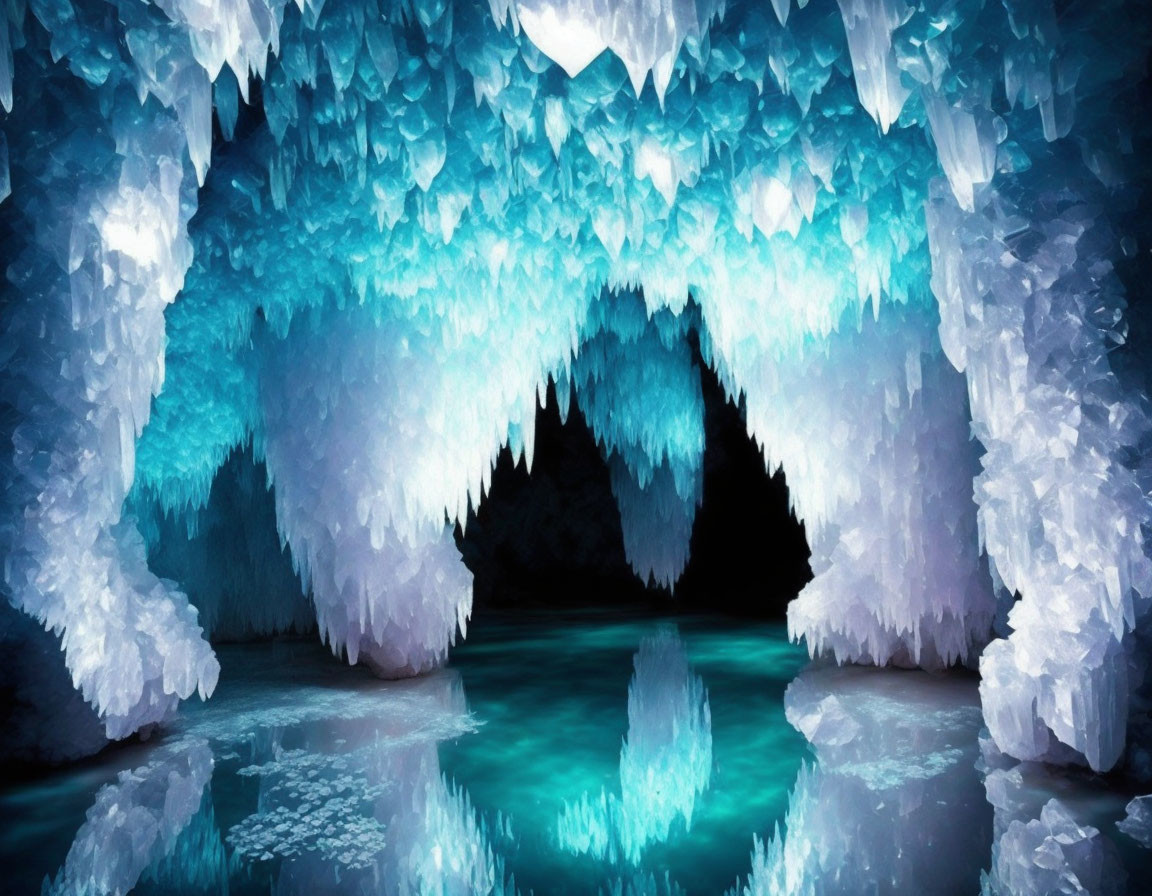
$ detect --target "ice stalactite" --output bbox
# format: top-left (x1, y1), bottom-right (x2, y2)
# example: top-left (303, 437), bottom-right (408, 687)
top-left (568, 293), bottom-right (704, 588)
top-left (2, 0), bottom-right (1150, 769)
top-left (835, 0), bottom-right (912, 134)
top-left (505, 0), bottom-right (723, 103)
top-left (259, 309), bottom-right (476, 677)
top-left (702, 303), bottom-right (995, 669)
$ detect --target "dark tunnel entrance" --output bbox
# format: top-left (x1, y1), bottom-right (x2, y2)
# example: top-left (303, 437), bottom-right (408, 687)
top-left (455, 353), bottom-right (813, 620)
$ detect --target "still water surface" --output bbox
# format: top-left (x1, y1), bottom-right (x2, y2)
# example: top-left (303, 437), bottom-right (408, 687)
top-left (1, 612), bottom-right (1148, 894)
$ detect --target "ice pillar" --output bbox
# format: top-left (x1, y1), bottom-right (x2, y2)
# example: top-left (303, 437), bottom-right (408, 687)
top-left (926, 179), bottom-right (1152, 771)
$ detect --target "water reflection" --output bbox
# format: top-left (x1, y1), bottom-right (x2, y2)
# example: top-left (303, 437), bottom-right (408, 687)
top-left (45, 739), bottom-right (215, 896)
top-left (43, 654), bottom-right (514, 896)
top-left (557, 626), bottom-right (712, 865)
top-left (980, 738), bottom-right (1129, 895)
top-left (20, 624), bottom-right (1152, 895)
top-left (729, 664), bottom-right (993, 895)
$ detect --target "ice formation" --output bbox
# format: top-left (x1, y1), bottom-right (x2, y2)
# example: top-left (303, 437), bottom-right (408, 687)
top-left (1118, 794), bottom-right (1152, 849)
top-left (2, 0), bottom-right (1151, 774)
top-left (980, 737), bottom-right (1128, 895)
top-left (727, 664), bottom-right (992, 895)
top-left (45, 739), bottom-right (215, 896)
top-left (558, 627), bottom-right (712, 863)
top-left (137, 445), bottom-right (315, 642)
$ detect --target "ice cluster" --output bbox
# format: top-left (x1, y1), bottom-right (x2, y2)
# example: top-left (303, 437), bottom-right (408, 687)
top-left (980, 737), bottom-right (1128, 895)
top-left (558, 627), bottom-right (712, 864)
top-left (2, 0), bottom-right (1151, 773)
top-left (1118, 794), bottom-right (1152, 849)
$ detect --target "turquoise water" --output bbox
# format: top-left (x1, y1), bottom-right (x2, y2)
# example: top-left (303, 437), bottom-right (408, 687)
top-left (2, 612), bottom-right (1149, 895)
top-left (438, 613), bottom-right (810, 895)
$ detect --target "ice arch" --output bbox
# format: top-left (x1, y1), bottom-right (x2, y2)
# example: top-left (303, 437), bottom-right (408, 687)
top-left (1, 0), bottom-right (1150, 775)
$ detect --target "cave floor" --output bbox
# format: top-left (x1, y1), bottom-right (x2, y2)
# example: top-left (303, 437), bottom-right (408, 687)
top-left (2, 611), bottom-right (1150, 894)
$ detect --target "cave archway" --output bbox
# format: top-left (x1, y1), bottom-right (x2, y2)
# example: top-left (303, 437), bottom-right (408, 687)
top-left (455, 361), bottom-right (813, 618)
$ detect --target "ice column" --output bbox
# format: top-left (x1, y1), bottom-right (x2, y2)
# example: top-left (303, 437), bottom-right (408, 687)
top-left (0, 79), bottom-right (217, 739)
top-left (259, 310), bottom-right (476, 678)
top-left (0, 0), bottom-right (281, 744)
top-left (926, 179), bottom-right (1152, 771)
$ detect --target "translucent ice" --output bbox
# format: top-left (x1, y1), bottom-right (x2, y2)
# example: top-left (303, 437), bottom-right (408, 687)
top-left (979, 740), bottom-right (1128, 896)
top-left (1118, 795), bottom-right (1152, 849)
top-left (44, 739), bottom-right (215, 896)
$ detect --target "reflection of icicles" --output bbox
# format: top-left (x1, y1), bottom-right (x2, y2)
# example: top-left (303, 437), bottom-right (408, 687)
top-left (601, 870), bottom-right (687, 896)
top-left (213, 668), bottom-right (502, 896)
top-left (46, 652), bottom-right (511, 895)
top-left (980, 738), bottom-right (1127, 896)
top-left (1118, 795), bottom-right (1152, 848)
top-left (729, 665), bottom-right (990, 895)
top-left (981, 799), bottom-right (1124, 896)
top-left (558, 627), bottom-right (712, 865)
top-left (44, 738), bottom-right (214, 896)
top-left (138, 789), bottom-right (234, 894)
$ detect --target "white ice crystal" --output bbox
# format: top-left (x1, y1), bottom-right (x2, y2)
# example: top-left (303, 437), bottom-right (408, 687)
top-left (1118, 794), bottom-right (1152, 849)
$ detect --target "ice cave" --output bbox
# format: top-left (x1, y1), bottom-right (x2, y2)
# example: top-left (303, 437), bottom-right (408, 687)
top-left (2, 0), bottom-right (1152, 892)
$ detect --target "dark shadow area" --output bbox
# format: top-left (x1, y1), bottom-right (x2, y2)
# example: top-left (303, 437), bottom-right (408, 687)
top-left (140, 445), bottom-right (316, 643)
top-left (675, 353), bottom-right (813, 617)
top-left (457, 358), bottom-right (812, 619)
top-left (455, 381), bottom-right (656, 613)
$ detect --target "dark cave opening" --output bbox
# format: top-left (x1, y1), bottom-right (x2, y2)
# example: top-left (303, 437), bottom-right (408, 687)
top-left (455, 356), bottom-right (812, 619)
